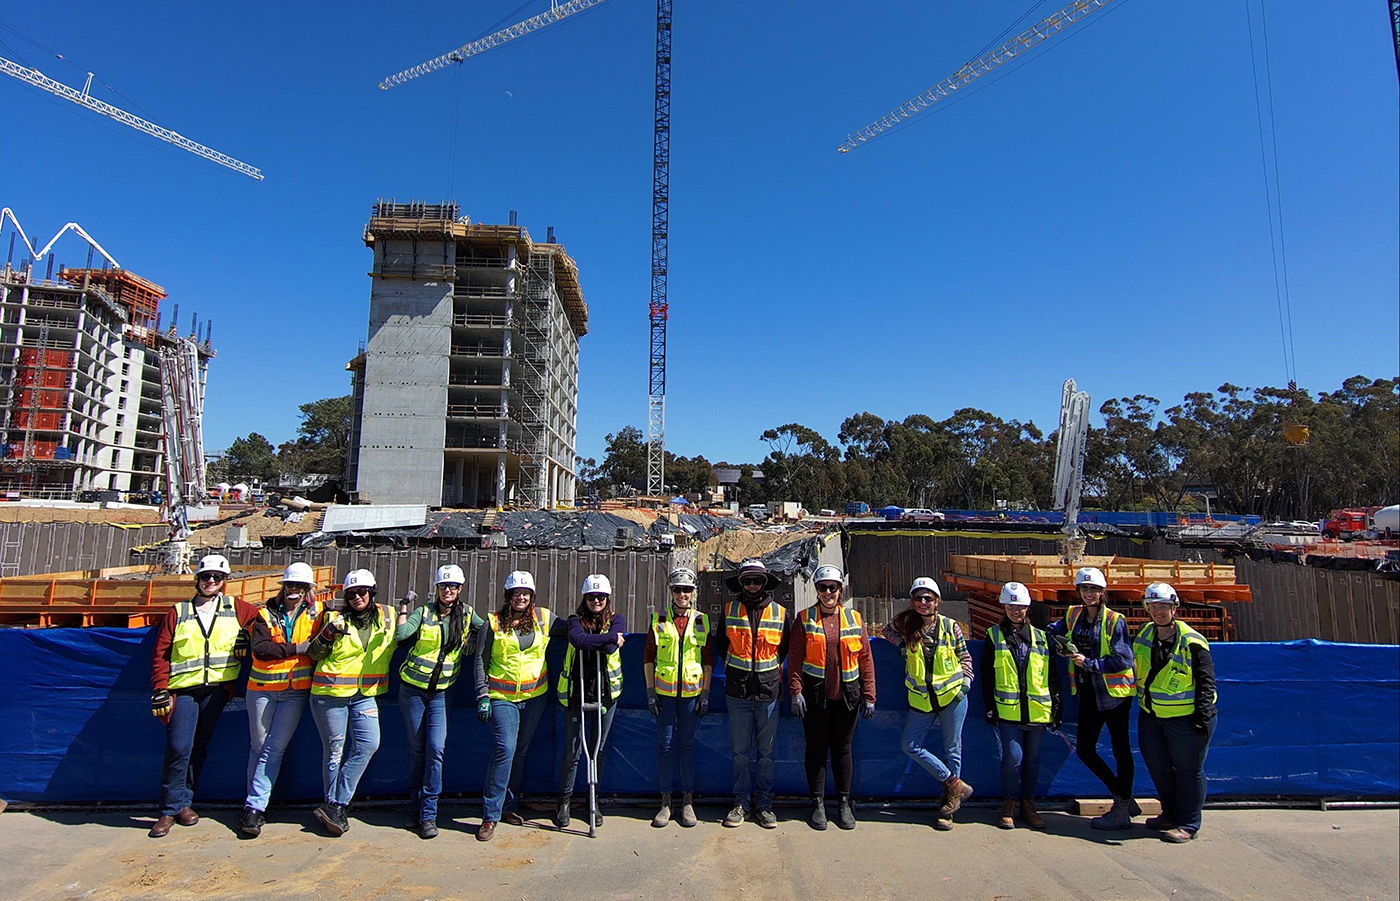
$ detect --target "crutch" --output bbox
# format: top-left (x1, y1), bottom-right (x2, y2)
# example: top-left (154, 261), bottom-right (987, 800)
top-left (576, 646), bottom-right (606, 838)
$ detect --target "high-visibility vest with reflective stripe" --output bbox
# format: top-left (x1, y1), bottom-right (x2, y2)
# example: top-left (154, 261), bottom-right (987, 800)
top-left (168, 595), bottom-right (244, 690)
top-left (988, 623), bottom-right (1053, 724)
top-left (399, 605), bottom-right (465, 691)
top-left (1065, 606), bottom-right (1136, 698)
top-left (1134, 621), bottom-right (1214, 718)
top-left (904, 615), bottom-right (965, 712)
top-left (797, 605), bottom-right (863, 684)
top-left (724, 600), bottom-right (786, 673)
top-left (557, 642), bottom-right (623, 707)
top-left (652, 609), bottom-right (709, 697)
top-left (487, 608), bottom-right (551, 701)
top-left (311, 604), bottom-right (396, 697)
top-left (248, 600), bottom-right (320, 691)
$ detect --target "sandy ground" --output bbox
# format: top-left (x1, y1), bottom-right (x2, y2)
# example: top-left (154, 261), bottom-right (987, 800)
top-left (1, 803), bottom-right (1394, 901)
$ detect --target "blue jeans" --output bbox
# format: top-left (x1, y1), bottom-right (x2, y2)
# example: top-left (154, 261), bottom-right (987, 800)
top-left (559, 702), bottom-right (617, 799)
top-left (245, 689), bottom-right (309, 812)
top-left (656, 694), bottom-right (699, 793)
top-left (727, 695), bottom-right (780, 810)
top-left (996, 721), bottom-right (1047, 800)
top-left (483, 695), bottom-right (547, 822)
top-left (159, 687), bottom-right (229, 816)
top-left (900, 693), bottom-right (968, 784)
top-left (399, 685), bottom-right (448, 821)
top-left (310, 694), bottom-right (381, 806)
top-left (1139, 713), bottom-right (1215, 834)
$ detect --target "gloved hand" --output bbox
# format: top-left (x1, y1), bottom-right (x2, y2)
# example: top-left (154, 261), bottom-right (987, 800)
top-left (232, 630), bottom-right (250, 659)
top-left (985, 710), bottom-right (997, 725)
top-left (1052, 713), bottom-right (1063, 731)
top-left (316, 612), bottom-right (347, 643)
top-left (476, 698), bottom-right (492, 722)
top-left (696, 689), bottom-right (710, 719)
top-left (647, 692), bottom-right (660, 718)
top-left (861, 700), bottom-right (876, 719)
top-left (151, 689), bottom-right (173, 718)
top-left (791, 693), bottom-right (807, 719)
top-left (292, 641), bottom-right (311, 656)
top-left (1193, 714), bottom-right (1212, 736)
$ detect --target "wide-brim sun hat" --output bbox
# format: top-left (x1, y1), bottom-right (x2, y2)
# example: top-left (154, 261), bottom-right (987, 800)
top-left (725, 559), bottom-right (780, 593)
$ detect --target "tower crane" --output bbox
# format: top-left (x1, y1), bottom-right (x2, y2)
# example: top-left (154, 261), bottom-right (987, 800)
top-left (0, 56), bottom-right (263, 179)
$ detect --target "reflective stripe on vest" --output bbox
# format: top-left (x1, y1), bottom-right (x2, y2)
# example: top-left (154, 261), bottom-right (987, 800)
top-left (248, 600), bottom-right (320, 692)
top-left (168, 596), bottom-right (243, 690)
top-left (1065, 606), bottom-right (1136, 699)
top-left (724, 600), bottom-right (786, 673)
top-left (651, 609), bottom-right (709, 697)
top-left (399, 605), bottom-right (465, 691)
top-left (1134, 621), bottom-right (1214, 718)
top-left (904, 615), bottom-right (964, 712)
top-left (557, 642), bottom-right (623, 707)
top-left (487, 608), bottom-right (551, 701)
top-left (988, 624), bottom-right (1053, 724)
top-left (311, 604), bottom-right (397, 698)
top-left (797, 605), bottom-right (862, 683)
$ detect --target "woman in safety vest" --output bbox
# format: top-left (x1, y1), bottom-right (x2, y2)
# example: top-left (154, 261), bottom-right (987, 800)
top-left (148, 554), bottom-right (261, 838)
top-left (981, 581), bottom-right (1061, 830)
top-left (473, 569), bottom-right (558, 842)
top-left (554, 573), bottom-right (627, 830)
top-left (644, 566), bottom-right (712, 828)
top-left (882, 576), bottom-right (975, 830)
top-left (307, 569), bottom-right (395, 837)
top-left (395, 563), bottom-right (482, 839)
top-left (787, 565), bottom-right (875, 831)
top-left (1134, 582), bottom-right (1217, 843)
top-left (1046, 566), bottom-right (1139, 830)
top-left (239, 561), bottom-right (321, 838)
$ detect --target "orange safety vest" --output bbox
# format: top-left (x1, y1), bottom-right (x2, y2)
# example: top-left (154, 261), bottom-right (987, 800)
top-left (797, 605), bottom-right (863, 684)
top-left (248, 600), bottom-right (321, 692)
top-left (724, 599), bottom-right (787, 674)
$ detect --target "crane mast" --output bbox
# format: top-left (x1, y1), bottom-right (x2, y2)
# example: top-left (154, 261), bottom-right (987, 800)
top-left (646, 0), bottom-right (671, 499)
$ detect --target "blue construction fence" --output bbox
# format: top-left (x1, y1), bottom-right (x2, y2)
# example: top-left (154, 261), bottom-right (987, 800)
top-left (0, 631), bottom-right (1393, 804)
top-left (877, 508), bottom-right (1263, 528)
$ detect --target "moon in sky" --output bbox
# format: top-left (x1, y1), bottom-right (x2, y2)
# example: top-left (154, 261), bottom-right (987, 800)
top-left (505, 90), bottom-right (513, 98)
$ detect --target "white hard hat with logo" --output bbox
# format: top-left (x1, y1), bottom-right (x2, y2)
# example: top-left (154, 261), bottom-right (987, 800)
top-left (668, 567), bottom-right (698, 588)
top-left (504, 570), bottom-right (536, 593)
top-left (1142, 582), bottom-right (1179, 606)
top-left (1074, 567), bottom-right (1107, 589)
top-left (581, 574), bottom-right (612, 596)
top-left (999, 581), bottom-right (1032, 606)
top-left (281, 562), bottom-right (315, 585)
top-left (195, 554), bottom-right (232, 576)
top-left (435, 564), bottom-right (465, 586)
top-left (813, 565), bottom-right (844, 586)
top-left (910, 576), bottom-right (941, 598)
top-left (343, 569), bottom-right (377, 593)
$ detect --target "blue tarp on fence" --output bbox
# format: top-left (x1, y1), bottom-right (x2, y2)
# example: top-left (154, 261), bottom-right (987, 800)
top-left (0, 630), bottom-right (1393, 803)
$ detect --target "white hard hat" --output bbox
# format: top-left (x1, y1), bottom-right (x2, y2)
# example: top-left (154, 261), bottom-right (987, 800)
top-left (195, 554), bottom-right (231, 577)
top-left (668, 567), bottom-right (698, 588)
top-left (435, 564), bottom-right (465, 586)
top-left (343, 569), bottom-right (377, 592)
top-left (281, 562), bottom-right (315, 585)
top-left (910, 576), bottom-right (941, 598)
top-left (1143, 582), bottom-right (1179, 606)
top-left (999, 581), bottom-right (1032, 606)
top-left (813, 565), bottom-right (844, 586)
top-left (504, 570), bottom-right (536, 593)
top-left (581, 573), bottom-right (612, 596)
top-left (1074, 567), bottom-right (1107, 589)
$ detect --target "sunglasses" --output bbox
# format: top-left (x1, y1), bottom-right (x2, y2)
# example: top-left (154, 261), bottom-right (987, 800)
top-left (439, 584), bottom-right (462, 592)
top-left (740, 577), bottom-right (767, 587)
top-left (198, 573), bottom-right (226, 583)
top-left (816, 584), bottom-right (841, 593)
top-left (912, 595), bottom-right (937, 604)
top-left (670, 586), bottom-right (695, 593)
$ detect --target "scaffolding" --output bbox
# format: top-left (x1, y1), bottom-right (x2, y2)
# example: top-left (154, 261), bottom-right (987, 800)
top-left (513, 250), bottom-right (557, 509)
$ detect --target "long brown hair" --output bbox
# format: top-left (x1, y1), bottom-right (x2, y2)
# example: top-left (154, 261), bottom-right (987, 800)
top-left (497, 596), bottom-right (537, 633)
top-left (575, 595), bottom-right (614, 633)
top-left (892, 603), bottom-right (932, 647)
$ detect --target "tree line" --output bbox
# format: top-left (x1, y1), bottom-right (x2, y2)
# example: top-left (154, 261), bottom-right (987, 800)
top-left (210, 396), bottom-right (352, 486)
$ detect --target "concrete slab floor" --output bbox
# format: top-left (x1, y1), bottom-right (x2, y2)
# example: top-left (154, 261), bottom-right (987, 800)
top-left (1, 803), bottom-right (1395, 901)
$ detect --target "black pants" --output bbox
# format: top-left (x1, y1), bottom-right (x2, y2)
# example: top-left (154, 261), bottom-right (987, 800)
top-left (1076, 697), bottom-right (1134, 798)
top-left (802, 700), bottom-right (859, 796)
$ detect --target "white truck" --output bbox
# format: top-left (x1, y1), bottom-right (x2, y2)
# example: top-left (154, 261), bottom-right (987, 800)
top-left (1374, 505), bottom-right (1399, 539)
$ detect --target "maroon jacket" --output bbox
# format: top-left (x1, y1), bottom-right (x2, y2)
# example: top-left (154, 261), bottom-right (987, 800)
top-left (151, 594), bottom-right (261, 692)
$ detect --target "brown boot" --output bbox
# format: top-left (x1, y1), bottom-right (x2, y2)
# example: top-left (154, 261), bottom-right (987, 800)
top-left (998, 799), bottom-right (1016, 829)
top-left (176, 807), bottom-right (199, 826)
top-left (938, 777), bottom-right (974, 817)
top-left (1020, 798), bottom-right (1046, 829)
top-left (148, 815), bottom-right (175, 838)
top-left (476, 820), bottom-right (497, 842)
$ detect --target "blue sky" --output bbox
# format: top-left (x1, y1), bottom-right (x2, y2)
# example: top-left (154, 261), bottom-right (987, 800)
top-left (2, 0), bottom-right (1396, 467)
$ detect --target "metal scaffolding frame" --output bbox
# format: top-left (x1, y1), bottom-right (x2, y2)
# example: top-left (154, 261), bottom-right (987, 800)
top-left (512, 251), bottom-right (557, 509)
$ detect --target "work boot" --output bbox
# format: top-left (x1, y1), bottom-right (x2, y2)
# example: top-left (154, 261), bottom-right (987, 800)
top-left (503, 811), bottom-right (526, 827)
top-left (403, 809), bottom-right (420, 830)
top-left (652, 793), bottom-right (672, 828)
top-left (755, 807), bottom-right (777, 829)
top-left (419, 819), bottom-right (439, 840)
top-left (722, 804), bottom-right (746, 827)
top-left (808, 795), bottom-right (828, 831)
top-left (933, 811), bottom-right (954, 831)
top-left (148, 815), bottom-right (175, 838)
top-left (238, 806), bottom-right (265, 838)
top-left (337, 804), bottom-right (351, 834)
top-left (176, 807), bottom-right (199, 827)
top-left (939, 777), bottom-right (974, 817)
top-left (1127, 797), bottom-right (1143, 817)
top-left (677, 792), bottom-right (697, 828)
top-left (1161, 826), bottom-right (1197, 843)
top-left (1144, 812), bottom-right (1176, 831)
top-left (314, 802), bottom-right (346, 837)
top-left (998, 799), bottom-right (1017, 829)
top-left (1020, 798), bottom-right (1046, 830)
top-left (835, 795), bottom-right (856, 830)
top-left (554, 797), bottom-right (572, 829)
top-left (1091, 797), bottom-right (1131, 831)
top-left (590, 807), bottom-right (604, 828)
top-left (477, 820), bottom-right (497, 842)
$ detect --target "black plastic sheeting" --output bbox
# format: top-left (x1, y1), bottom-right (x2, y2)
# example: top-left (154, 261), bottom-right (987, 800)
top-left (1232, 547), bottom-right (1400, 578)
top-left (301, 511), bottom-right (745, 551)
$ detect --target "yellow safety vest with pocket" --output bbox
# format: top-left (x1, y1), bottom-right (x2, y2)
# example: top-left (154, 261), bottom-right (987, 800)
top-left (168, 595), bottom-right (244, 691)
top-left (904, 615), bottom-right (965, 712)
top-left (487, 608), bottom-right (552, 702)
top-left (1065, 606), bottom-right (1136, 698)
top-left (988, 623), bottom-right (1053, 724)
top-left (399, 605), bottom-right (466, 691)
top-left (311, 604), bottom-right (397, 697)
top-left (558, 643), bottom-right (623, 708)
top-left (1134, 621), bottom-right (1215, 718)
top-left (651, 609), bottom-right (709, 698)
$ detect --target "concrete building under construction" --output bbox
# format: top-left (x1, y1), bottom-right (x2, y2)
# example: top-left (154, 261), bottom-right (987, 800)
top-left (347, 201), bottom-right (586, 509)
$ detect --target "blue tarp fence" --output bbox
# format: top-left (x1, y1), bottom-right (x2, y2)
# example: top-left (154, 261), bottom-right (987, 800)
top-left (1, 631), bottom-right (1394, 803)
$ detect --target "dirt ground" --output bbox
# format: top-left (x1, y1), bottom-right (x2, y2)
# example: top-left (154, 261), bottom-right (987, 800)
top-left (1, 804), bottom-right (1394, 901)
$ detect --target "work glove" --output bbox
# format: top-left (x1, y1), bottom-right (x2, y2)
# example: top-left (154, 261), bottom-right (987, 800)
top-left (151, 689), bottom-right (173, 719)
top-left (790, 693), bottom-right (807, 719)
top-left (647, 691), bottom-right (660, 718)
top-left (292, 641), bottom-right (311, 656)
top-left (1052, 712), bottom-right (1063, 731)
top-left (861, 700), bottom-right (876, 720)
top-left (1193, 714), bottom-right (1213, 736)
top-left (232, 630), bottom-right (250, 659)
top-left (696, 689), bottom-right (710, 719)
top-left (476, 698), bottom-right (492, 723)
top-left (316, 612), bottom-right (347, 643)
top-left (399, 590), bottom-right (418, 616)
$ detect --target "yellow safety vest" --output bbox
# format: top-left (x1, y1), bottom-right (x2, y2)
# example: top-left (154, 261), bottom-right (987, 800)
top-left (1134, 621), bottom-right (1215, 718)
top-left (651, 609), bottom-right (709, 698)
top-left (487, 608), bottom-right (551, 701)
top-left (988, 623), bottom-right (1053, 724)
top-left (311, 604), bottom-right (396, 697)
top-left (904, 615), bottom-right (965, 712)
top-left (167, 595), bottom-right (244, 691)
top-left (558, 643), bottom-right (623, 708)
top-left (399, 605), bottom-right (466, 691)
top-left (1065, 606), bottom-right (1136, 698)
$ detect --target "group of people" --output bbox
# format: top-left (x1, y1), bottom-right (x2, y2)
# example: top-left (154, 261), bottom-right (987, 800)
top-left (149, 555), bottom-right (1217, 844)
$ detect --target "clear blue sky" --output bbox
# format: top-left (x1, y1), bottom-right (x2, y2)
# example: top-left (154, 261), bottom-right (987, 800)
top-left (2, 0), bottom-right (1396, 467)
